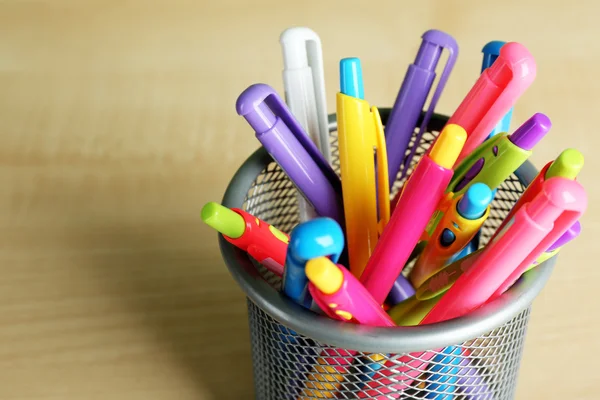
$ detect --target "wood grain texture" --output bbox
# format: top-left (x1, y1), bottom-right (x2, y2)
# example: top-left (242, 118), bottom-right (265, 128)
top-left (0, 0), bottom-right (598, 398)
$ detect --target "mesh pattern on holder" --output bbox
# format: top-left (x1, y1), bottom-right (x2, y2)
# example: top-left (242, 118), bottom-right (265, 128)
top-left (241, 121), bottom-right (530, 399)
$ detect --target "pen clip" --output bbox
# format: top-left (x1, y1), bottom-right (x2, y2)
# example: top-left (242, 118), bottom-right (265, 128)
top-left (239, 83), bottom-right (341, 194)
top-left (280, 27), bottom-right (330, 160)
top-left (403, 30), bottom-right (459, 173)
top-left (372, 106), bottom-right (390, 234)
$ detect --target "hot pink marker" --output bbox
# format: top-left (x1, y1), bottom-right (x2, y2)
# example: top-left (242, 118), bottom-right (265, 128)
top-left (421, 177), bottom-right (587, 324)
top-left (360, 124), bottom-right (467, 305)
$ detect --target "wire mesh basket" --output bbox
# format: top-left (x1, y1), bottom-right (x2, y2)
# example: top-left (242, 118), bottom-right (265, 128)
top-left (218, 109), bottom-right (556, 399)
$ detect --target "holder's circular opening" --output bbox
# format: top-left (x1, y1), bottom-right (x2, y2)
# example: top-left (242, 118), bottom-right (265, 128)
top-left (218, 110), bottom-right (556, 354)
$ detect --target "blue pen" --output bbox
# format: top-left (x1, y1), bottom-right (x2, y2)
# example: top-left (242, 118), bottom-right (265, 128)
top-left (385, 30), bottom-right (459, 186)
top-left (482, 41), bottom-right (513, 140)
top-left (421, 346), bottom-right (465, 399)
top-left (282, 217), bottom-right (344, 310)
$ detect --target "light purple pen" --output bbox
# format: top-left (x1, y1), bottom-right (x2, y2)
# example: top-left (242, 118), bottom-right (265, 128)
top-left (236, 83), bottom-right (344, 225)
top-left (454, 358), bottom-right (491, 400)
top-left (385, 29), bottom-right (458, 186)
top-left (528, 220), bottom-right (581, 269)
top-left (387, 274), bottom-right (416, 306)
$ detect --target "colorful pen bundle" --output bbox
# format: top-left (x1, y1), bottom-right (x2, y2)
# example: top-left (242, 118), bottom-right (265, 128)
top-left (203, 27), bottom-right (588, 399)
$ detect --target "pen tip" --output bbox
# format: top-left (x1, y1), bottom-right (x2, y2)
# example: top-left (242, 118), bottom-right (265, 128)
top-left (306, 257), bottom-right (343, 295)
top-left (429, 124), bottom-right (467, 169)
top-left (339, 57), bottom-right (364, 99)
top-left (546, 148), bottom-right (584, 180)
top-left (201, 202), bottom-right (245, 239)
top-left (458, 183), bottom-right (493, 219)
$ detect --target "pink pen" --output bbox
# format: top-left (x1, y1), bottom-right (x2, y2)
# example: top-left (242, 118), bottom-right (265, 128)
top-left (299, 257), bottom-right (393, 399)
top-left (421, 177), bottom-right (587, 324)
top-left (360, 124), bottom-right (467, 304)
top-left (445, 42), bottom-right (537, 166)
top-left (306, 257), bottom-right (395, 326)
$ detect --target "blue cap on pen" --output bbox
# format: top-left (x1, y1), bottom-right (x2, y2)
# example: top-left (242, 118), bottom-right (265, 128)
top-left (457, 183), bottom-right (493, 220)
top-left (340, 57), bottom-right (364, 99)
top-left (481, 41), bottom-right (506, 71)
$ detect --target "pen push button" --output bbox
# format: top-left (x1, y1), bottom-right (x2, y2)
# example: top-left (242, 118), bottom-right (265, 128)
top-left (439, 228), bottom-right (456, 247)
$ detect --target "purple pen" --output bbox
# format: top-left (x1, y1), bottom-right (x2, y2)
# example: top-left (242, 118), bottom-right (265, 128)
top-left (454, 358), bottom-right (490, 400)
top-left (236, 84), bottom-right (344, 225)
top-left (527, 220), bottom-right (581, 271)
top-left (385, 30), bottom-right (458, 186)
top-left (547, 220), bottom-right (581, 251)
top-left (448, 113), bottom-right (551, 196)
top-left (386, 274), bottom-right (416, 305)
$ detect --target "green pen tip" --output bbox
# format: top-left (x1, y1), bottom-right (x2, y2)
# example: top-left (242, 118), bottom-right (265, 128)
top-left (201, 202), bottom-right (245, 239)
top-left (546, 148), bottom-right (584, 180)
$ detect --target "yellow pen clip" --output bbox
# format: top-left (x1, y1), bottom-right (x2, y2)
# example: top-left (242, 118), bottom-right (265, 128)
top-left (373, 106), bottom-right (390, 235)
top-left (337, 91), bottom-right (380, 278)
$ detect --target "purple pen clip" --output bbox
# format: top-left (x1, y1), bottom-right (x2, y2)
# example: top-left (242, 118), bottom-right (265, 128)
top-left (236, 84), bottom-right (344, 223)
top-left (547, 220), bottom-right (581, 251)
top-left (399, 30), bottom-right (459, 180)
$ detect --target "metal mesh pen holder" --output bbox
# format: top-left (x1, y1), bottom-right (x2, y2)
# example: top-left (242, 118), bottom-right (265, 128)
top-left (219, 109), bottom-right (556, 399)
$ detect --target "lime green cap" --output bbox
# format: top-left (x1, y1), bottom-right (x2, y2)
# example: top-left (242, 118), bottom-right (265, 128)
top-left (201, 202), bottom-right (245, 239)
top-left (546, 148), bottom-right (584, 180)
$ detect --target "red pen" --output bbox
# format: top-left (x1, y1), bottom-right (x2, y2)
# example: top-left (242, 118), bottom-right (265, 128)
top-left (201, 202), bottom-right (289, 276)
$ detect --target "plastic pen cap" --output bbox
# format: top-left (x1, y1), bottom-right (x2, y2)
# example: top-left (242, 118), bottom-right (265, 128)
top-left (280, 27), bottom-right (321, 70)
top-left (414, 30), bottom-right (449, 70)
top-left (481, 41), bottom-right (506, 70)
top-left (429, 124), bottom-right (467, 169)
top-left (306, 257), bottom-right (344, 294)
top-left (201, 202), bottom-right (246, 239)
top-left (236, 89), bottom-right (278, 132)
top-left (339, 57), bottom-right (364, 99)
top-left (457, 183), bottom-right (494, 220)
top-left (546, 148), bottom-right (585, 180)
top-left (508, 113), bottom-right (551, 150)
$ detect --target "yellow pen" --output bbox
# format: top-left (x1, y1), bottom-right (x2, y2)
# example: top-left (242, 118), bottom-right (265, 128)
top-left (409, 182), bottom-right (494, 288)
top-left (336, 57), bottom-right (390, 278)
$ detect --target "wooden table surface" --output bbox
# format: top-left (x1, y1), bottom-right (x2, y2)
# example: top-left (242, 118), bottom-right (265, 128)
top-left (1, 1), bottom-right (598, 399)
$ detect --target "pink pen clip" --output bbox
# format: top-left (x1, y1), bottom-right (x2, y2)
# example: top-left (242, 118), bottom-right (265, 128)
top-left (446, 42), bottom-right (537, 166)
top-left (421, 177), bottom-right (587, 324)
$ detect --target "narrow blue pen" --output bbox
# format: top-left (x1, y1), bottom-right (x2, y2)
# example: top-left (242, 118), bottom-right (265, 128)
top-left (482, 41), bottom-right (513, 139)
top-left (422, 346), bottom-right (464, 399)
top-left (282, 217), bottom-right (345, 310)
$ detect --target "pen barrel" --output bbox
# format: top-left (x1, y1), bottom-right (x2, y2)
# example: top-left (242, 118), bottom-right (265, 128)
top-left (422, 209), bottom-right (550, 324)
top-left (411, 206), bottom-right (489, 289)
top-left (227, 208), bottom-right (288, 276)
top-left (361, 157), bottom-right (453, 305)
top-left (455, 43), bottom-right (537, 164)
top-left (283, 258), bottom-right (312, 308)
top-left (448, 71), bottom-right (504, 144)
top-left (312, 265), bottom-right (396, 327)
top-left (257, 118), bottom-right (344, 224)
top-left (282, 68), bottom-right (331, 161)
top-left (336, 93), bottom-right (381, 278)
top-left (448, 136), bottom-right (531, 197)
top-left (491, 163), bottom-right (549, 240)
top-left (385, 65), bottom-right (436, 186)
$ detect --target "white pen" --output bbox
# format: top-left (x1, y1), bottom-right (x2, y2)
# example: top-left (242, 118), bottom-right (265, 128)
top-left (280, 27), bottom-right (331, 222)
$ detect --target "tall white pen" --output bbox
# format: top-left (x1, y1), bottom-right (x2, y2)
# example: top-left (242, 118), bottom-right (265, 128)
top-left (280, 27), bottom-right (331, 222)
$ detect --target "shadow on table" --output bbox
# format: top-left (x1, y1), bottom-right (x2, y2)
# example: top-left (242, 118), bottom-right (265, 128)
top-left (83, 220), bottom-right (254, 399)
